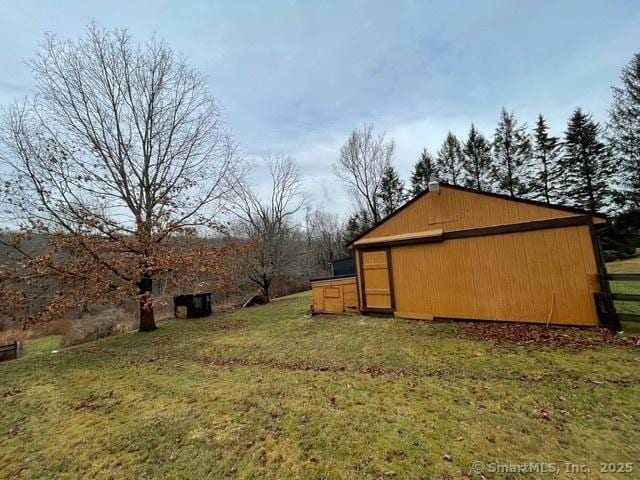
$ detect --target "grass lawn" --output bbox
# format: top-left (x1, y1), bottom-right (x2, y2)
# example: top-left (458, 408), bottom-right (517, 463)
top-left (1, 292), bottom-right (640, 479)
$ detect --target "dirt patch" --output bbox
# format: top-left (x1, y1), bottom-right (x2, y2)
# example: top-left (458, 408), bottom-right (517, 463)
top-left (458, 322), bottom-right (640, 351)
top-left (211, 318), bottom-right (247, 331)
top-left (2, 387), bottom-right (22, 398)
top-left (70, 392), bottom-right (121, 412)
top-left (200, 356), bottom-right (412, 378)
top-left (71, 393), bottom-right (102, 411)
top-left (145, 353), bottom-right (171, 363)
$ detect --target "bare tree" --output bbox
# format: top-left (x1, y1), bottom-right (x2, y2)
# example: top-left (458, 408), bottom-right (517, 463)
top-left (307, 210), bottom-right (347, 275)
top-left (230, 153), bottom-right (306, 300)
top-left (0, 24), bottom-right (246, 331)
top-left (334, 124), bottom-right (395, 223)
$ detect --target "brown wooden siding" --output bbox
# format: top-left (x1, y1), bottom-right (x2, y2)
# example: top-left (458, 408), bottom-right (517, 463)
top-left (358, 186), bottom-right (601, 242)
top-left (311, 276), bottom-right (358, 314)
top-left (388, 224), bottom-right (600, 325)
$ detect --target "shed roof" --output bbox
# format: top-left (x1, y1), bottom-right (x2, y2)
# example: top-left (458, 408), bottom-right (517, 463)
top-left (347, 182), bottom-right (607, 248)
top-left (352, 228), bottom-right (444, 247)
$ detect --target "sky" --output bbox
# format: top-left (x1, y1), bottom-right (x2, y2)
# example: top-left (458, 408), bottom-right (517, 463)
top-left (1, 0), bottom-right (639, 218)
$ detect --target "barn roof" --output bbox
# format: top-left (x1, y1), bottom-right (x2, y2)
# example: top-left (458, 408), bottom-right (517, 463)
top-left (346, 182), bottom-right (608, 248)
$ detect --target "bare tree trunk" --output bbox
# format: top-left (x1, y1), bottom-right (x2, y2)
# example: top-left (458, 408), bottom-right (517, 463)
top-left (260, 275), bottom-right (271, 302)
top-left (138, 277), bottom-right (157, 332)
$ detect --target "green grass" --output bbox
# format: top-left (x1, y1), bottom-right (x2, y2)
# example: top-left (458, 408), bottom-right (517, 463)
top-left (607, 255), bottom-right (640, 274)
top-left (1, 291), bottom-right (639, 479)
top-left (20, 335), bottom-right (62, 358)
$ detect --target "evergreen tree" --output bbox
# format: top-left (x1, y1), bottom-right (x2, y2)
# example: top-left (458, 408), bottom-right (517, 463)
top-left (377, 165), bottom-right (407, 216)
top-left (491, 108), bottom-right (532, 197)
top-left (436, 132), bottom-right (464, 186)
top-left (343, 209), bottom-right (372, 245)
top-left (559, 108), bottom-right (613, 213)
top-left (461, 124), bottom-right (493, 191)
top-left (530, 114), bottom-right (561, 204)
top-left (409, 147), bottom-right (439, 196)
top-left (608, 51), bottom-right (640, 209)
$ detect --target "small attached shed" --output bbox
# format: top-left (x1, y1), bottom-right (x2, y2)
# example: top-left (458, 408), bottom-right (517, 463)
top-left (310, 257), bottom-right (358, 315)
top-left (311, 275), bottom-right (359, 315)
top-left (314, 182), bottom-right (618, 328)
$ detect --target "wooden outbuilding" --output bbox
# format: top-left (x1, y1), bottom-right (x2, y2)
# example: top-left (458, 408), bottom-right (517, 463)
top-left (173, 293), bottom-right (212, 318)
top-left (311, 181), bottom-right (619, 329)
top-left (310, 275), bottom-right (359, 315)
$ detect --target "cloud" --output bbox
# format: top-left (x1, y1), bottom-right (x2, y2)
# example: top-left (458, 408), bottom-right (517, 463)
top-left (1, 0), bottom-right (640, 217)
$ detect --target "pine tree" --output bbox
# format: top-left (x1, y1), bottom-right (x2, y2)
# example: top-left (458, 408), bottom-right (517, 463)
top-left (559, 108), bottom-right (613, 213)
top-left (491, 108), bottom-right (532, 197)
top-left (377, 165), bottom-right (407, 216)
top-left (608, 51), bottom-right (640, 209)
top-left (409, 147), bottom-right (439, 196)
top-left (437, 132), bottom-right (464, 186)
top-left (530, 114), bottom-right (561, 204)
top-left (461, 124), bottom-right (493, 191)
top-left (344, 209), bottom-right (372, 245)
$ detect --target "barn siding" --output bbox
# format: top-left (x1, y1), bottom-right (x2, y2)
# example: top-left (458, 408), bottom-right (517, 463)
top-left (389, 224), bottom-right (600, 325)
top-left (359, 186), bottom-right (597, 242)
top-left (341, 184), bottom-right (608, 326)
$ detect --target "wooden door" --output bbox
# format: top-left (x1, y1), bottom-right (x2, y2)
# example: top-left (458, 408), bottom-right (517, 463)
top-left (361, 249), bottom-right (393, 310)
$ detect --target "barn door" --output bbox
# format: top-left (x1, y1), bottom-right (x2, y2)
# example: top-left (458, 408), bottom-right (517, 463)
top-left (360, 249), bottom-right (394, 311)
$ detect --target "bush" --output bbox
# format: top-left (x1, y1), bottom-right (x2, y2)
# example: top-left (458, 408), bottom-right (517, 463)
top-left (603, 248), bottom-right (639, 262)
top-left (62, 307), bottom-right (135, 347)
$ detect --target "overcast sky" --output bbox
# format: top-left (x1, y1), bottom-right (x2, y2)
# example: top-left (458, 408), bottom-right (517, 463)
top-left (1, 0), bottom-right (639, 217)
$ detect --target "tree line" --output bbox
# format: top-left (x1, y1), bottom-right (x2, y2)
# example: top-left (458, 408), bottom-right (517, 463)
top-left (408, 108), bottom-right (613, 211)
top-left (338, 51), bottom-right (640, 242)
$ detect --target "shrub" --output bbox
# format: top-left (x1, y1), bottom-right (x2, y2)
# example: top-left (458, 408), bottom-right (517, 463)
top-left (62, 307), bottom-right (135, 347)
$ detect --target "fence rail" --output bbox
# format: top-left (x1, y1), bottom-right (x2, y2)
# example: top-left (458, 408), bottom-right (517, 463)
top-left (0, 341), bottom-right (19, 362)
top-left (607, 273), bottom-right (640, 281)
top-left (611, 293), bottom-right (640, 302)
top-left (606, 273), bottom-right (640, 324)
top-left (618, 313), bottom-right (640, 323)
